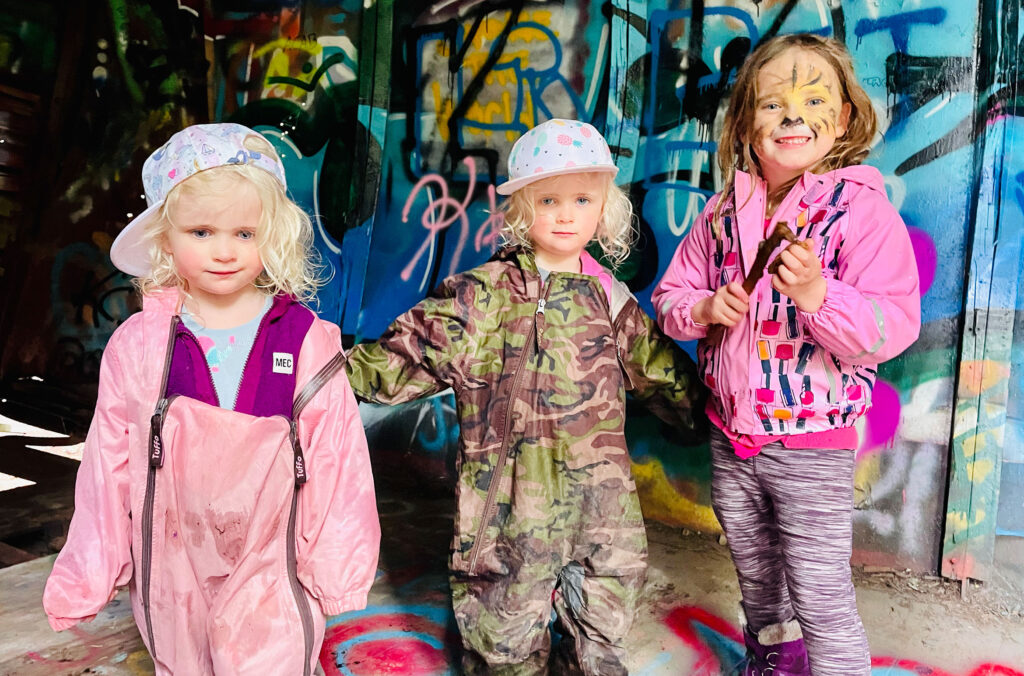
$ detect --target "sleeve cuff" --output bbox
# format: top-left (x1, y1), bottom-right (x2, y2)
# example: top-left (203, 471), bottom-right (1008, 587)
top-left (318, 592), bottom-right (370, 617)
top-left (797, 277), bottom-right (838, 323)
top-left (662, 291), bottom-right (713, 339)
top-left (48, 614), bottom-right (93, 631)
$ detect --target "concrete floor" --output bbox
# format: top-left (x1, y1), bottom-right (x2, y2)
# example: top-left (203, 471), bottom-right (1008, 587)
top-left (2, 481), bottom-right (1023, 676)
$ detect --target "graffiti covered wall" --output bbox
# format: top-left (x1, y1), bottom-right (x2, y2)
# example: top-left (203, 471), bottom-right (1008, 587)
top-left (0, 0), bottom-right (1020, 575)
top-left (331, 0), bottom-right (980, 573)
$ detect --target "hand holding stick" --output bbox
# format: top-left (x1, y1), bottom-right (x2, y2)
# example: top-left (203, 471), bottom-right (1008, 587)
top-left (704, 222), bottom-right (808, 343)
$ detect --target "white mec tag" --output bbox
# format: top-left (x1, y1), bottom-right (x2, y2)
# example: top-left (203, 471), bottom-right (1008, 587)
top-left (273, 352), bottom-right (294, 374)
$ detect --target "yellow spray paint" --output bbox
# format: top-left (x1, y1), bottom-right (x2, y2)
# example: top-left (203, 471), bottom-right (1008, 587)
top-left (967, 458), bottom-right (994, 483)
top-left (632, 458), bottom-right (721, 534)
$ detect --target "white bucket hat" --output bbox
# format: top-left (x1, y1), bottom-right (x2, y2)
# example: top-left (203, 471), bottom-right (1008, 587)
top-left (110, 123), bottom-right (287, 277)
top-left (496, 118), bottom-right (618, 195)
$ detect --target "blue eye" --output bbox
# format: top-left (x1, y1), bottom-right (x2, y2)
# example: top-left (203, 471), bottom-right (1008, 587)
top-left (808, 98), bottom-right (825, 106)
top-left (540, 197), bottom-right (555, 206)
top-left (238, 230), bottom-right (256, 240)
top-left (190, 229), bottom-right (210, 239)
top-left (764, 102), bottom-right (781, 111)
top-left (576, 197), bottom-right (591, 206)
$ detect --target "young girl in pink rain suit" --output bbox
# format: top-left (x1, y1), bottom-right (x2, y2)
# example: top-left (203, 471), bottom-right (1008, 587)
top-left (43, 123), bottom-right (380, 676)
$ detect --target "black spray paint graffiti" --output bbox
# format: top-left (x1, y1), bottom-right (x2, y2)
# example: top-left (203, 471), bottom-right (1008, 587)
top-left (392, 1), bottom-right (525, 292)
top-left (861, 5), bottom-right (1024, 175)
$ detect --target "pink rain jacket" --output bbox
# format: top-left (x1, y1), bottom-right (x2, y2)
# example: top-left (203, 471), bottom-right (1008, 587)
top-left (43, 289), bottom-right (380, 675)
top-left (653, 166), bottom-right (920, 439)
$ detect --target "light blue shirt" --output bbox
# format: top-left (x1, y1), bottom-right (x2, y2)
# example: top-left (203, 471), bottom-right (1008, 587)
top-left (182, 296), bottom-right (272, 410)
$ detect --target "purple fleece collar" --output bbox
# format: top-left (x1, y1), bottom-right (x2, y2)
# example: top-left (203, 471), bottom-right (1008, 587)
top-left (164, 294), bottom-right (315, 417)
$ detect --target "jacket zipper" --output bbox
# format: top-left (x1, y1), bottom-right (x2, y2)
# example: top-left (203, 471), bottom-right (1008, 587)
top-left (730, 188), bottom-right (770, 425)
top-left (178, 330), bottom-right (219, 406)
top-left (231, 309), bottom-right (272, 409)
top-left (285, 486), bottom-right (313, 676)
top-left (611, 296), bottom-right (637, 391)
top-left (141, 392), bottom-right (315, 675)
top-left (467, 285), bottom-right (549, 573)
top-left (286, 350), bottom-right (347, 675)
top-left (741, 183), bottom-right (805, 427)
top-left (140, 315), bottom-right (181, 662)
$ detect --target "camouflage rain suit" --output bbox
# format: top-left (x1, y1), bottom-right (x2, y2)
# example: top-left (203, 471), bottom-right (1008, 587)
top-left (346, 247), bottom-right (704, 675)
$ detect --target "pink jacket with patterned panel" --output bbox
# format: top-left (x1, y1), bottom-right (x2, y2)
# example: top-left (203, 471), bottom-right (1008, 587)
top-left (653, 165), bottom-right (920, 439)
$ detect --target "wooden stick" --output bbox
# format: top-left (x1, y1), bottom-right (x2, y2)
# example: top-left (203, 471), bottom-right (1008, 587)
top-left (705, 222), bottom-right (805, 343)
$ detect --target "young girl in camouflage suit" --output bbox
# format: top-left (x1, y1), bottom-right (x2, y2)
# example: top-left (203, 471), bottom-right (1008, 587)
top-left (345, 118), bottom-right (704, 675)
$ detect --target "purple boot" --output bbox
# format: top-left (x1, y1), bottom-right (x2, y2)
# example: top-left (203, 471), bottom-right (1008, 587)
top-left (740, 620), bottom-right (811, 676)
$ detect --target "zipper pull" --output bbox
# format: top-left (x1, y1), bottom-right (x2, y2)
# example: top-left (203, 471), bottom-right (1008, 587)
top-left (290, 420), bottom-right (308, 486)
top-left (149, 398), bottom-right (169, 468)
top-left (615, 341), bottom-right (636, 391)
top-left (534, 298), bottom-right (547, 350)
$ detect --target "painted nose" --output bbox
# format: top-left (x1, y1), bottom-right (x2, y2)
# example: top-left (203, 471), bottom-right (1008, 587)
top-left (781, 114), bottom-right (805, 127)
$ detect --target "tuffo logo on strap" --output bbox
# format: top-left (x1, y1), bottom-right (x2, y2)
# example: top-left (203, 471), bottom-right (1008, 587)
top-left (150, 432), bottom-right (163, 466)
top-left (273, 352), bottom-right (294, 374)
top-left (149, 413), bottom-right (165, 468)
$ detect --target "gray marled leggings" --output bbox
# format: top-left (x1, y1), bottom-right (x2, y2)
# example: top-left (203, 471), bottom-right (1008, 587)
top-left (709, 427), bottom-right (871, 676)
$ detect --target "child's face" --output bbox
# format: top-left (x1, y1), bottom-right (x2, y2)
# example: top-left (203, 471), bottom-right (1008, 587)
top-left (749, 46), bottom-right (851, 191)
top-left (527, 173), bottom-right (604, 270)
top-left (163, 178), bottom-right (264, 308)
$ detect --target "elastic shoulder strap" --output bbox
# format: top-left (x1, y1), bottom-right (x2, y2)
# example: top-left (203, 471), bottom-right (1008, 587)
top-left (288, 350), bottom-right (346, 486)
top-left (292, 351), bottom-right (347, 420)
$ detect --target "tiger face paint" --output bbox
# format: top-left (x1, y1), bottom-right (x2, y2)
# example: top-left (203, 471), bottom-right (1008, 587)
top-left (748, 47), bottom-right (852, 192)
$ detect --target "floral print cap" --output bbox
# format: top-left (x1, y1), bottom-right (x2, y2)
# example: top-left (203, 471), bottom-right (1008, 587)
top-left (110, 123), bottom-right (287, 277)
top-left (496, 118), bottom-right (618, 195)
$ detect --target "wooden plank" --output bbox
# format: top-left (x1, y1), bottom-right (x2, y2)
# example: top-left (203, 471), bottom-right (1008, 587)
top-left (0, 436), bottom-right (80, 544)
top-left (0, 481), bottom-right (75, 544)
top-left (0, 173), bottom-right (23, 192)
top-left (0, 110), bottom-right (38, 131)
top-left (0, 540), bottom-right (34, 566)
top-left (0, 556), bottom-right (152, 676)
top-left (0, 83), bottom-right (40, 105)
top-left (0, 96), bottom-right (36, 118)
top-left (0, 148), bottom-right (25, 169)
top-left (940, 0), bottom-right (1021, 582)
top-left (0, 436), bottom-right (82, 482)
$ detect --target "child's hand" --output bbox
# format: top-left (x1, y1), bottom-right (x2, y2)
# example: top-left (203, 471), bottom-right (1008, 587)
top-left (693, 282), bottom-right (750, 327)
top-left (772, 242), bottom-right (827, 312)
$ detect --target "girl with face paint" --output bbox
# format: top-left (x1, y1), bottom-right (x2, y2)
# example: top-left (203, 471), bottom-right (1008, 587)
top-left (652, 35), bottom-right (921, 676)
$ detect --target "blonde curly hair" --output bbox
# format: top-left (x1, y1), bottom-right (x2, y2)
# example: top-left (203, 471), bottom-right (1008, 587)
top-left (134, 135), bottom-right (321, 304)
top-left (500, 172), bottom-right (636, 268)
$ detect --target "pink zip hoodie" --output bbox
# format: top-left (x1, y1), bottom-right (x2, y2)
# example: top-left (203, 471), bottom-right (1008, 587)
top-left (653, 166), bottom-right (920, 440)
top-left (43, 288), bottom-right (380, 675)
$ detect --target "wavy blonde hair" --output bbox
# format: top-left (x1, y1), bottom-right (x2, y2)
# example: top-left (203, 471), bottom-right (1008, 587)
top-left (134, 135), bottom-right (321, 304)
top-left (716, 34), bottom-right (878, 222)
top-left (500, 172), bottom-right (636, 268)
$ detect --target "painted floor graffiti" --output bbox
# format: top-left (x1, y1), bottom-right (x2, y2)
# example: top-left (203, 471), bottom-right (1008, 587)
top-left (317, 490), bottom-right (1024, 676)
top-left (3, 484), bottom-right (1023, 675)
